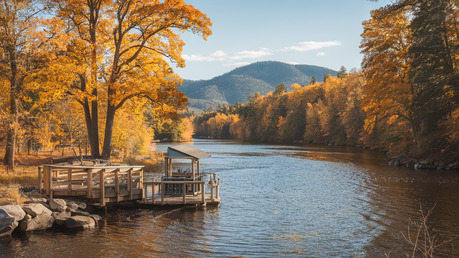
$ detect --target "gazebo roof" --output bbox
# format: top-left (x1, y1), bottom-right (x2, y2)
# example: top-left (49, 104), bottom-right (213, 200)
top-left (166, 145), bottom-right (211, 159)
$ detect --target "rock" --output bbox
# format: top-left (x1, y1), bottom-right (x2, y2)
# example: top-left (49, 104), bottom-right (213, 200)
top-left (22, 203), bottom-right (52, 218)
top-left (71, 210), bottom-right (90, 216)
top-left (49, 199), bottom-right (67, 212)
top-left (0, 205), bottom-right (26, 237)
top-left (28, 197), bottom-right (48, 204)
top-left (65, 216), bottom-right (96, 230)
top-left (77, 202), bottom-right (87, 210)
top-left (52, 211), bottom-right (72, 226)
top-left (66, 202), bottom-right (79, 212)
top-left (89, 214), bottom-right (102, 224)
top-left (19, 213), bottom-right (54, 232)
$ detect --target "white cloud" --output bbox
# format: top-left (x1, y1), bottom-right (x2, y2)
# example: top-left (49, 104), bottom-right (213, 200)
top-left (183, 50), bottom-right (228, 62)
top-left (283, 41), bottom-right (341, 52)
top-left (183, 48), bottom-right (272, 62)
top-left (231, 48), bottom-right (273, 60)
top-left (317, 52), bottom-right (326, 56)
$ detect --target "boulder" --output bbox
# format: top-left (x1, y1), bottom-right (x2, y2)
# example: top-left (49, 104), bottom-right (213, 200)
top-left (49, 199), bottom-right (67, 212)
top-left (77, 202), bottom-right (87, 210)
top-left (0, 205), bottom-right (26, 237)
top-left (65, 216), bottom-right (96, 230)
top-left (19, 213), bottom-right (54, 232)
top-left (71, 210), bottom-right (90, 216)
top-left (22, 203), bottom-right (52, 218)
top-left (89, 214), bottom-right (102, 224)
top-left (52, 211), bottom-right (72, 226)
top-left (66, 202), bottom-right (79, 212)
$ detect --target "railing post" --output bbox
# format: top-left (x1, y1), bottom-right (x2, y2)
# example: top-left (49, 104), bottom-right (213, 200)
top-left (216, 179), bottom-right (220, 199)
top-left (152, 183), bottom-right (156, 204)
top-left (201, 182), bottom-right (205, 204)
top-left (99, 169), bottom-right (105, 206)
top-left (210, 182), bottom-right (214, 201)
top-left (87, 169), bottom-right (93, 198)
top-left (49, 168), bottom-right (53, 198)
top-left (128, 168), bottom-right (133, 200)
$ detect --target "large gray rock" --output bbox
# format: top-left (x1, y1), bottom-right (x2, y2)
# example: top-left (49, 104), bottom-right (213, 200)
top-left (19, 213), bottom-right (54, 231)
top-left (0, 205), bottom-right (26, 237)
top-left (66, 202), bottom-right (79, 212)
top-left (22, 203), bottom-right (52, 218)
top-left (52, 211), bottom-right (72, 226)
top-left (49, 199), bottom-right (67, 212)
top-left (89, 214), bottom-right (102, 224)
top-left (65, 216), bottom-right (96, 230)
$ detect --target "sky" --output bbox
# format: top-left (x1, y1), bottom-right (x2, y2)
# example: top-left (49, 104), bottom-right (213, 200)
top-left (174, 0), bottom-right (387, 80)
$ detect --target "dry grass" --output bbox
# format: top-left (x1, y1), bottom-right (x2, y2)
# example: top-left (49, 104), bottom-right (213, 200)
top-left (0, 185), bottom-right (29, 205)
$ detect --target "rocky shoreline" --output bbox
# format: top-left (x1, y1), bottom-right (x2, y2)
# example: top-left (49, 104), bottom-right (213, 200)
top-left (0, 198), bottom-right (102, 237)
top-left (388, 155), bottom-right (459, 170)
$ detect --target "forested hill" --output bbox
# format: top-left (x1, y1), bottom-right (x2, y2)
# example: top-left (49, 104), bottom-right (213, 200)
top-left (180, 61), bottom-right (337, 112)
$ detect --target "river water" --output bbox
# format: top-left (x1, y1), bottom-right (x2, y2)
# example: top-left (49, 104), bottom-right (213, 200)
top-left (2, 140), bottom-right (459, 257)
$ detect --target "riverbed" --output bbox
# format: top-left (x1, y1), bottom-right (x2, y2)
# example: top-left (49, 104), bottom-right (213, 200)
top-left (2, 140), bottom-right (459, 256)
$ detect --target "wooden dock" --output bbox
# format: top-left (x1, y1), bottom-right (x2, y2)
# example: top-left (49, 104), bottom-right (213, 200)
top-left (38, 164), bottom-right (220, 207)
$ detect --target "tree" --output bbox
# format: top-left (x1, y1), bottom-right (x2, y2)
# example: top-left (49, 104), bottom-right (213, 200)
top-left (309, 75), bottom-right (316, 85)
top-left (0, 0), bottom-right (45, 171)
top-left (337, 66), bottom-right (347, 78)
top-left (273, 83), bottom-right (286, 95)
top-left (408, 0), bottom-right (457, 136)
top-left (47, 0), bottom-right (212, 159)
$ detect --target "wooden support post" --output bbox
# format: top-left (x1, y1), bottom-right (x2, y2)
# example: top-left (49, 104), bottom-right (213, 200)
top-left (164, 158), bottom-right (168, 177)
top-left (115, 169), bottom-right (120, 202)
top-left (152, 183), bottom-right (156, 204)
top-left (192, 159), bottom-right (196, 194)
top-left (216, 179), bottom-right (220, 199)
top-left (139, 168), bottom-right (144, 192)
top-left (67, 168), bottom-right (72, 195)
top-left (197, 160), bottom-right (200, 177)
top-left (87, 169), bottom-right (93, 198)
top-left (49, 168), bottom-right (53, 198)
top-left (183, 183), bottom-right (186, 204)
top-left (99, 169), bottom-right (105, 206)
top-left (128, 168), bottom-right (133, 200)
top-left (161, 183), bottom-right (165, 204)
top-left (201, 182), bottom-right (206, 204)
top-left (38, 166), bottom-right (42, 196)
top-left (211, 183), bottom-right (214, 201)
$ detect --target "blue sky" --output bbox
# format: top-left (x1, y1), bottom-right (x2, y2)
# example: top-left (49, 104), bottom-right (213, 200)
top-left (175, 0), bottom-right (387, 80)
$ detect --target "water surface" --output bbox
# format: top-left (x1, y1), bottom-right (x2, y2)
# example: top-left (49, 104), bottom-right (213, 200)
top-left (2, 140), bottom-right (459, 257)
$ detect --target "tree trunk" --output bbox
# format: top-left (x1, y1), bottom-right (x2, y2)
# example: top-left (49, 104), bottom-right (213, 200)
top-left (83, 97), bottom-right (100, 158)
top-left (101, 105), bottom-right (116, 159)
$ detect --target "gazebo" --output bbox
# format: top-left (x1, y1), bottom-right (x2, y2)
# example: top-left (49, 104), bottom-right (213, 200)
top-left (164, 145), bottom-right (211, 179)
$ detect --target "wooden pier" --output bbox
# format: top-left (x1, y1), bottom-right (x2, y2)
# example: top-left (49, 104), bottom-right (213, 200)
top-left (38, 145), bottom-right (220, 207)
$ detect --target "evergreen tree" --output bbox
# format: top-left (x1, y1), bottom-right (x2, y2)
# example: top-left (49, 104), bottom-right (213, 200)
top-left (409, 0), bottom-right (456, 135)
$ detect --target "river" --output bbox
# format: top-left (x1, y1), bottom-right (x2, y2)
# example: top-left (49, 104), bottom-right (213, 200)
top-left (2, 140), bottom-right (459, 257)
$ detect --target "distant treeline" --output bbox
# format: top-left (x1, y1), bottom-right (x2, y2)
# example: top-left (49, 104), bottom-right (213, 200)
top-left (194, 0), bottom-right (458, 162)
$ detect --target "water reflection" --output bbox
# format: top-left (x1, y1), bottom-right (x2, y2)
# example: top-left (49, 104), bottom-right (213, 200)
top-left (1, 140), bottom-right (459, 256)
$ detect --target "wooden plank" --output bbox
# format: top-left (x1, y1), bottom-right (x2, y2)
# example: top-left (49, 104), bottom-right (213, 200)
top-left (115, 169), bottom-right (120, 202)
top-left (49, 168), bottom-right (53, 197)
top-left (100, 169), bottom-right (105, 206)
top-left (87, 169), bottom-right (93, 198)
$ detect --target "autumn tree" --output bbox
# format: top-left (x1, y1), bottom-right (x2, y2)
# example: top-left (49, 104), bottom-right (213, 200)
top-left (47, 0), bottom-right (212, 159)
top-left (0, 0), bottom-right (47, 171)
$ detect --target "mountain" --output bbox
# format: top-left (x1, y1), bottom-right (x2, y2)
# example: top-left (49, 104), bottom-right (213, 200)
top-left (179, 61), bottom-right (338, 112)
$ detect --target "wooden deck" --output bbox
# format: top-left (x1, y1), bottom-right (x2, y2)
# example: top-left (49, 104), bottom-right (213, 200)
top-left (39, 164), bottom-right (220, 207)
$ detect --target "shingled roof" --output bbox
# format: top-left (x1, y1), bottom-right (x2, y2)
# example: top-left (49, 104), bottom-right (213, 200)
top-left (166, 145), bottom-right (211, 159)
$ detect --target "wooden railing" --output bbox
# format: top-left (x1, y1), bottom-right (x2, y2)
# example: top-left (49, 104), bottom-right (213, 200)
top-left (39, 164), bottom-right (144, 205)
top-left (142, 181), bottom-right (207, 205)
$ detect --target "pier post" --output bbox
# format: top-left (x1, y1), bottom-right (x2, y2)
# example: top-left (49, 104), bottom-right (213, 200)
top-left (38, 166), bottom-right (42, 196)
top-left (161, 183), bottom-right (165, 204)
top-left (128, 168), bottom-right (133, 200)
top-left (201, 182), bottom-right (206, 204)
top-left (100, 169), bottom-right (105, 206)
top-left (115, 169), bottom-right (120, 202)
top-left (87, 169), bottom-right (93, 198)
top-left (183, 182), bottom-right (186, 204)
